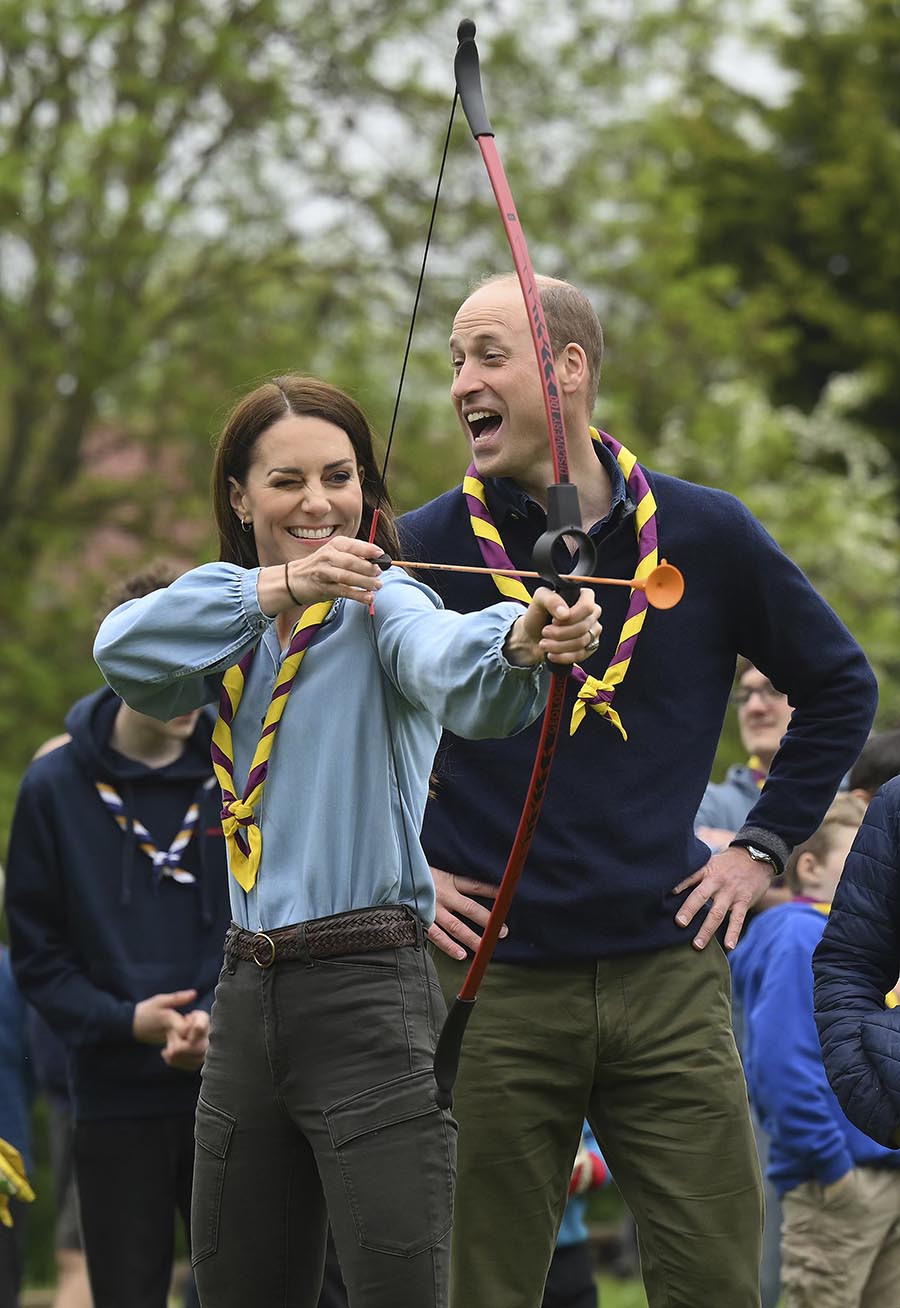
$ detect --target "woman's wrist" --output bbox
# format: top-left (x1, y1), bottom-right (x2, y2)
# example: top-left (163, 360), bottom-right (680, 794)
top-left (502, 615), bottom-right (541, 667)
top-left (256, 564), bottom-right (296, 617)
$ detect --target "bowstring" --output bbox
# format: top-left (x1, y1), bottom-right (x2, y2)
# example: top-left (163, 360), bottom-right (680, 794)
top-left (366, 90), bottom-right (459, 931)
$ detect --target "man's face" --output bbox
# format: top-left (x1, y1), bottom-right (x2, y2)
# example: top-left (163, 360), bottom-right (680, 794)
top-left (449, 281), bottom-right (554, 485)
top-left (735, 667), bottom-right (793, 768)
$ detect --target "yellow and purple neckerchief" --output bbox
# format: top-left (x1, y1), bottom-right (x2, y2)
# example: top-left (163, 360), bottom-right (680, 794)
top-left (748, 755), bottom-right (767, 788)
top-left (464, 428), bottom-right (657, 740)
top-left (211, 601), bottom-right (332, 892)
top-left (94, 778), bottom-right (216, 884)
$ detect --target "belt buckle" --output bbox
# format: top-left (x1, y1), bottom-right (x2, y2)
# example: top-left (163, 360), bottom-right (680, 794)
top-left (251, 932), bottom-right (276, 968)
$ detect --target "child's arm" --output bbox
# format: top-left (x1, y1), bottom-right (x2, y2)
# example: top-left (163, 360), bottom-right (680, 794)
top-left (753, 924), bottom-right (855, 1186)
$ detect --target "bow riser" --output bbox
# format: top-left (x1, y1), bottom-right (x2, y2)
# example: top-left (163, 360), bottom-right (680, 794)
top-left (433, 19), bottom-right (599, 1109)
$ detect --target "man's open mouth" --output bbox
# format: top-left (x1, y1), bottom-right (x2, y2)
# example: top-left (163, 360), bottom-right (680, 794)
top-left (466, 410), bottom-right (502, 441)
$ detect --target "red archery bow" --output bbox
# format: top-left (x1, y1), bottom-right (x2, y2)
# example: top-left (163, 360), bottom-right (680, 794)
top-left (432, 19), bottom-right (600, 1108)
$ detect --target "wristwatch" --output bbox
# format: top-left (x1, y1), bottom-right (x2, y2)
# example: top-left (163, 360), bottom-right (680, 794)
top-left (736, 843), bottom-right (777, 872)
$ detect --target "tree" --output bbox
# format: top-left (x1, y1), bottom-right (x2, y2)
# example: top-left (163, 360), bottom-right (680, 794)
top-left (654, 371), bottom-right (900, 732)
top-left (659, 0), bottom-right (900, 466)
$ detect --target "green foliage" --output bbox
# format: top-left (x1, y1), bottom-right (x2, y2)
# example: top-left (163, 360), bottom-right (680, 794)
top-left (597, 1276), bottom-right (650, 1308)
top-left (654, 372), bottom-right (900, 724)
top-left (665, 0), bottom-right (900, 463)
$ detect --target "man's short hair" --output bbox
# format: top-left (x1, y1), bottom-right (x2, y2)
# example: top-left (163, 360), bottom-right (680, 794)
top-left (849, 728), bottom-right (900, 796)
top-left (476, 274), bottom-right (604, 410)
top-left (783, 793), bottom-right (866, 893)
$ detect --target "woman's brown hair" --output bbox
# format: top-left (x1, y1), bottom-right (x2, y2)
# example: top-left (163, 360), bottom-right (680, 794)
top-left (212, 375), bottom-right (400, 567)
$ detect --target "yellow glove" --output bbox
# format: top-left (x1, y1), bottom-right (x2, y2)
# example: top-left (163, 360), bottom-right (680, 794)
top-left (0, 1138), bottom-right (35, 1228)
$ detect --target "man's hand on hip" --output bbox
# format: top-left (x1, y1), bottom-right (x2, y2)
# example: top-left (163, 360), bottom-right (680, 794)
top-left (672, 847), bottom-right (773, 951)
top-left (427, 866), bottom-right (508, 961)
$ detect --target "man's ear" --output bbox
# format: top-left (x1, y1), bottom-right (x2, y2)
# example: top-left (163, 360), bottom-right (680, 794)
top-left (556, 342), bottom-right (588, 398)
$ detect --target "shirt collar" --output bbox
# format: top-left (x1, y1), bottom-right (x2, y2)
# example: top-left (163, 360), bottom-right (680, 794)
top-left (489, 437), bottom-right (628, 530)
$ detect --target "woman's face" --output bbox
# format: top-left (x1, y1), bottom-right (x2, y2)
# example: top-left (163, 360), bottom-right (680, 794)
top-left (228, 415), bottom-right (365, 568)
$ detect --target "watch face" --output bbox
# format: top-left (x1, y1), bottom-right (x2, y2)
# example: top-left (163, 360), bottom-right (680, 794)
top-left (746, 845), bottom-right (773, 864)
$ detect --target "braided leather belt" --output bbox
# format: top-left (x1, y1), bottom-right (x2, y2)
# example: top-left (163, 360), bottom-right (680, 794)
top-left (225, 906), bottom-right (419, 969)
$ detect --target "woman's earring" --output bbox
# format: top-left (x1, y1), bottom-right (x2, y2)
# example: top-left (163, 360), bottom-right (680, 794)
top-left (240, 517), bottom-right (252, 533)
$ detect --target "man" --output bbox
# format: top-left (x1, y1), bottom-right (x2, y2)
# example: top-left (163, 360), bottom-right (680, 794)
top-left (696, 661), bottom-right (795, 1308)
top-left (696, 659), bottom-right (794, 854)
top-left (5, 565), bottom-right (231, 1308)
top-left (398, 274), bottom-right (878, 1308)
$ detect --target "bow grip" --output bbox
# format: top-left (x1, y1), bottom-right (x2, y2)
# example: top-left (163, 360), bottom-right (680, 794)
top-left (532, 483), bottom-right (598, 609)
top-left (455, 20), bottom-right (494, 139)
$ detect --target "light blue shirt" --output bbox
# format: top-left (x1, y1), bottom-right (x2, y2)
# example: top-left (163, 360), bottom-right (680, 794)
top-left (94, 562), bottom-right (548, 933)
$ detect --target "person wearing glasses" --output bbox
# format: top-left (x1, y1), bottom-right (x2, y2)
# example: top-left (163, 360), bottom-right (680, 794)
top-left (696, 660), bottom-right (803, 1308)
top-left (696, 659), bottom-right (794, 861)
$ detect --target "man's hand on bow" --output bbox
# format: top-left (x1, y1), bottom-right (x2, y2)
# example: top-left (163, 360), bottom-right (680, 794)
top-left (427, 866), bottom-right (507, 961)
top-left (672, 847), bottom-right (774, 951)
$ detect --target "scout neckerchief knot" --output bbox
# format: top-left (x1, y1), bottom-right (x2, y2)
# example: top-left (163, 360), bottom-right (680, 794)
top-left (95, 778), bottom-right (217, 883)
top-left (464, 428), bottom-right (658, 740)
top-left (211, 601), bottom-right (332, 891)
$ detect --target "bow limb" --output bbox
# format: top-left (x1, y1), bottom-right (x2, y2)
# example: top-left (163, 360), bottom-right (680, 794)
top-left (432, 21), bottom-right (599, 1109)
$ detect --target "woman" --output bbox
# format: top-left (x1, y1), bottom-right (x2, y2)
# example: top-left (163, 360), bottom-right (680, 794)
top-left (94, 375), bottom-right (601, 1308)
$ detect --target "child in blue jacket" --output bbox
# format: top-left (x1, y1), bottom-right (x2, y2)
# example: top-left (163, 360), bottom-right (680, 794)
top-left (732, 793), bottom-right (900, 1308)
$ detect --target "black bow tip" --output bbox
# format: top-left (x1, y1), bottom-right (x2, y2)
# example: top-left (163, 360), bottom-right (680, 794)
top-left (457, 18), bottom-right (476, 43)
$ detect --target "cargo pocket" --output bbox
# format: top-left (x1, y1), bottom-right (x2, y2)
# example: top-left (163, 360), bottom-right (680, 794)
top-left (191, 1097), bottom-right (236, 1265)
top-left (325, 1068), bottom-right (456, 1257)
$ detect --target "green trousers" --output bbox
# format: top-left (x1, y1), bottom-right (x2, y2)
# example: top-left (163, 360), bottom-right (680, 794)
top-left (433, 940), bottom-right (762, 1308)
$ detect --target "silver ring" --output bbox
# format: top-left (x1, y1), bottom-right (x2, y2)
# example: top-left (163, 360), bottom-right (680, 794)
top-left (586, 633), bottom-right (600, 653)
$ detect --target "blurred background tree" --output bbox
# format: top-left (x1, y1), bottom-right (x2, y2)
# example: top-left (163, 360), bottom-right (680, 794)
top-left (1, 0), bottom-right (898, 834)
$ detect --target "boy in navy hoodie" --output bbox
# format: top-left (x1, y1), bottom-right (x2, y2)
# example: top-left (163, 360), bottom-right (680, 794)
top-left (4, 565), bottom-right (231, 1308)
top-left (732, 794), bottom-right (900, 1308)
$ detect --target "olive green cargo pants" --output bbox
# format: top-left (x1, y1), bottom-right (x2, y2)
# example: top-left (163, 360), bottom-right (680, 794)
top-left (433, 940), bottom-right (762, 1308)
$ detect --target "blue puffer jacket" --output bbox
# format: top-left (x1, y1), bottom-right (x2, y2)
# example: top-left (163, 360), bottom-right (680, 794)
top-left (813, 776), bottom-right (900, 1148)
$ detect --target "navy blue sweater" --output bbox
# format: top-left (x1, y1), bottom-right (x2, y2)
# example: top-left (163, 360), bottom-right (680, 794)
top-left (814, 777), bottom-right (900, 1147)
top-left (4, 689), bottom-right (231, 1119)
top-left (399, 465), bottom-right (877, 962)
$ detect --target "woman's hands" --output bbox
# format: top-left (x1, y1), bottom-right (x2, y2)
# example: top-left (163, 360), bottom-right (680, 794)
top-left (258, 537), bottom-right (385, 614)
top-left (258, 548), bottom-right (601, 668)
top-left (504, 587), bottom-right (602, 668)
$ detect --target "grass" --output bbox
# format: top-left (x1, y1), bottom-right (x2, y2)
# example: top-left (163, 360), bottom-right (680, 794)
top-left (597, 1275), bottom-right (649, 1308)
